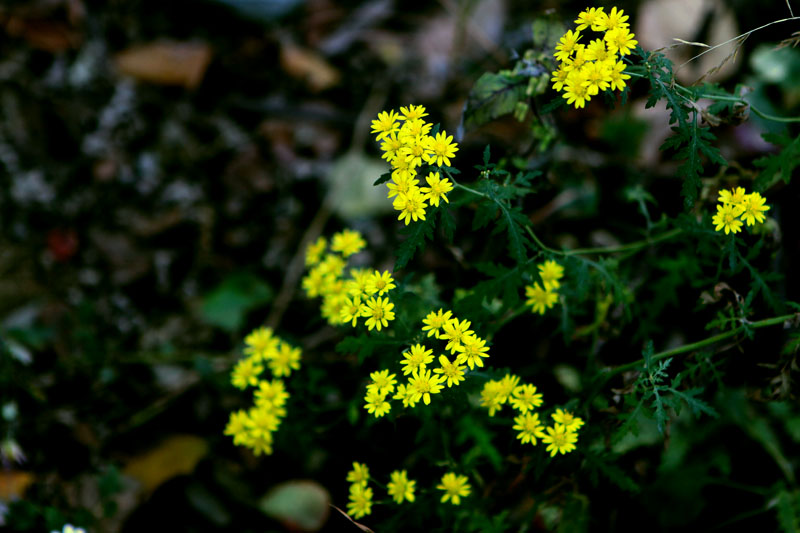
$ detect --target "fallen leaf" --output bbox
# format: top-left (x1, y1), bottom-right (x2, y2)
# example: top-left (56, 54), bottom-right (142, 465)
top-left (0, 471), bottom-right (34, 500)
top-left (115, 41), bottom-right (213, 89)
top-left (327, 151), bottom-right (393, 220)
top-left (123, 435), bottom-right (209, 493)
top-left (279, 41), bottom-right (340, 92)
top-left (259, 480), bottom-right (330, 532)
top-left (2, 15), bottom-right (81, 52)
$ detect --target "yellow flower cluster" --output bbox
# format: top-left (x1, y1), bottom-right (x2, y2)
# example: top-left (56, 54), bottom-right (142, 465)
top-left (712, 187), bottom-right (770, 235)
top-left (361, 309), bottom-right (491, 417)
top-left (345, 462), bottom-right (466, 520)
top-left (481, 375), bottom-right (583, 457)
top-left (224, 327), bottom-right (299, 456)
top-left (524, 260), bottom-right (564, 315)
top-left (346, 462), bottom-right (374, 519)
top-left (302, 230), bottom-right (397, 330)
top-left (551, 6), bottom-right (637, 109)
top-left (371, 105), bottom-right (457, 225)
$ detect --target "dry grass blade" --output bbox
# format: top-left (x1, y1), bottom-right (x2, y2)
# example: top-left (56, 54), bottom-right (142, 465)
top-left (330, 505), bottom-right (375, 532)
top-left (692, 35), bottom-right (748, 86)
top-left (676, 16), bottom-right (800, 75)
top-left (777, 30), bottom-right (800, 48)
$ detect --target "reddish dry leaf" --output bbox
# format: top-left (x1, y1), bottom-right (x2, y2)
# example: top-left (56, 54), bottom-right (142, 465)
top-left (0, 471), bottom-right (34, 500)
top-left (2, 15), bottom-right (82, 52)
top-left (115, 41), bottom-right (213, 89)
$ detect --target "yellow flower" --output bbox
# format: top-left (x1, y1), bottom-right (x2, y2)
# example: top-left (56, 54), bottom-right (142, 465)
top-left (387, 470), bottom-right (416, 504)
top-left (347, 483), bottom-right (373, 519)
top-left (718, 186), bottom-right (747, 207)
top-left (331, 229), bottom-right (366, 257)
top-left (712, 203), bottom-right (744, 234)
top-left (574, 6), bottom-right (605, 31)
top-left (407, 367), bottom-right (445, 405)
top-left (424, 131), bottom-right (459, 167)
top-left (542, 424), bottom-right (579, 457)
top-left (739, 192), bottom-right (770, 226)
top-left (370, 110), bottom-right (399, 141)
top-left (364, 388), bottom-right (391, 418)
top-left (266, 342), bottom-right (301, 377)
top-left (525, 282), bottom-right (559, 314)
top-left (401, 344), bottom-right (434, 375)
top-left (513, 412), bottom-right (547, 445)
top-left (436, 472), bottom-right (471, 505)
top-left (604, 27), bottom-right (638, 56)
top-left (366, 270), bottom-right (396, 296)
top-left (340, 295), bottom-right (363, 327)
top-left (421, 308), bottom-right (453, 338)
top-left (562, 69), bottom-right (593, 109)
top-left (360, 296), bottom-right (395, 331)
top-left (393, 189), bottom-right (427, 225)
top-left (399, 104), bottom-right (428, 121)
top-left (243, 326), bottom-right (278, 360)
top-left (554, 29), bottom-right (582, 62)
top-left (606, 59), bottom-right (631, 91)
top-left (231, 358), bottom-right (263, 389)
top-left (440, 318), bottom-right (474, 354)
top-left (510, 383), bottom-right (544, 413)
top-left (454, 334), bottom-right (490, 370)
top-left (434, 354), bottom-right (466, 387)
top-left (538, 260), bottom-right (564, 291)
top-left (346, 462), bottom-right (370, 486)
top-left (551, 408), bottom-right (585, 432)
top-left (305, 236), bottom-right (327, 266)
top-left (367, 369), bottom-right (397, 395)
top-left (420, 171), bottom-right (454, 207)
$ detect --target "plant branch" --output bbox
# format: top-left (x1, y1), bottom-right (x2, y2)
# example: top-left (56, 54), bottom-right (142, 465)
top-left (604, 313), bottom-right (799, 379)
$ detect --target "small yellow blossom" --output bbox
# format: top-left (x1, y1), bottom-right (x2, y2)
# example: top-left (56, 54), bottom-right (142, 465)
top-left (347, 483), bottom-right (373, 519)
top-left (436, 472), bottom-right (471, 505)
top-left (346, 462), bottom-right (370, 486)
top-left (387, 470), bottom-right (416, 504)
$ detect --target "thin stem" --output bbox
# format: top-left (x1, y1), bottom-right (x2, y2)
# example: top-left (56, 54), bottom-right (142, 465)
top-left (675, 87), bottom-right (800, 123)
top-left (604, 313), bottom-right (798, 379)
top-left (453, 181), bottom-right (488, 199)
top-left (526, 225), bottom-right (681, 257)
top-left (562, 228), bottom-right (682, 256)
top-left (524, 225), bottom-right (559, 255)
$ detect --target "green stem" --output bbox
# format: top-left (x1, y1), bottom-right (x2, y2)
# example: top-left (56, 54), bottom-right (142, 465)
top-left (456, 175), bottom-right (682, 257)
top-left (674, 87), bottom-right (800, 123)
top-left (604, 313), bottom-right (798, 379)
top-left (453, 181), bottom-right (488, 199)
top-left (526, 225), bottom-right (682, 257)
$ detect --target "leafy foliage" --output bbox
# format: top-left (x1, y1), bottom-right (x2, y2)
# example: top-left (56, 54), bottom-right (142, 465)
top-left (754, 132), bottom-right (800, 190)
top-left (643, 50), bottom-right (726, 207)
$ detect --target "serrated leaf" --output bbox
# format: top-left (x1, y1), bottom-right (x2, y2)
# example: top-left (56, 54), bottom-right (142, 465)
top-left (754, 132), bottom-right (800, 190)
top-left (394, 213), bottom-right (436, 270)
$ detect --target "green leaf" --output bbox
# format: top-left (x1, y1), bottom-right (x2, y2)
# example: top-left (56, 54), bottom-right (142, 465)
top-left (583, 450), bottom-right (640, 493)
top-left (200, 273), bottom-right (272, 332)
top-left (373, 171), bottom-right (392, 186)
top-left (464, 72), bottom-right (528, 129)
top-left (394, 210), bottom-right (437, 270)
top-left (457, 417), bottom-right (503, 471)
top-left (775, 488), bottom-right (800, 533)
top-left (754, 132), bottom-right (800, 190)
top-left (335, 334), bottom-right (402, 362)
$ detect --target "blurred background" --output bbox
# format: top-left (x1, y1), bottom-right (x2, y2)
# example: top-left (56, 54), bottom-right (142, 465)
top-left (0, 0), bottom-right (798, 531)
